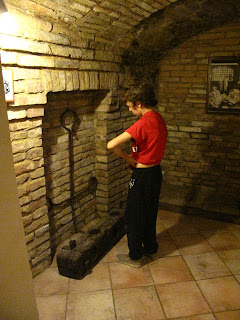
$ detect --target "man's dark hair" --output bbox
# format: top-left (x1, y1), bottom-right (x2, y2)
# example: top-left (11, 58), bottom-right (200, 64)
top-left (122, 82), bottom-right (158, 108)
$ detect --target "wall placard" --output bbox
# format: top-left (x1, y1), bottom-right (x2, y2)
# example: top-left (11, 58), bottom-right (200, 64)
top-left (206, 56), bottom-right (240, 114)
top-left (2, 69), bottom-right (14, 102)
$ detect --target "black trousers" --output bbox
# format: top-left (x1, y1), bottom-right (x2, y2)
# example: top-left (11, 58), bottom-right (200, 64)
top-left (124, 165), bottom-right (162, 260)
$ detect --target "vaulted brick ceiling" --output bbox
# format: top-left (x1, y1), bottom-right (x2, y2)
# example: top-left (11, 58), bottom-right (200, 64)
top-left (5, 0), bottom-right (174, 43)
top-left (4, 0), bottom-right (240, 62)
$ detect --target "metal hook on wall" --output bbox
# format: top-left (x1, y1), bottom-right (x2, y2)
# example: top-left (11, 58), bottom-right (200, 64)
top-left (60, 108), bottom-right (80, 233)
top-left (60, 108), bottom-right (78, 135)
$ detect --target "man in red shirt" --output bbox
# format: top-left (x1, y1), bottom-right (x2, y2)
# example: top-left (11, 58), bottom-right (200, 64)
top-left (107, 83), bottom-right (168, 268)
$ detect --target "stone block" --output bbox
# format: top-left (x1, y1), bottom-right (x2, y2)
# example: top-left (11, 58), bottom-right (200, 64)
top-left (12, 68), bottom-right (42, 81)
top-left (7, 110), bottom-right (27, 120)
top-left (12, 138), bottom-right (42, 154)
top-left (35, 224), bottom-right (50, 237)
top-left (37, 29), bottom-right (70, 45)
top-left (89, 72), bottom-right (99, 89)
top-left (57, 213), bottom-right (125, 279)
top-left (13, 80), bottom-right (27, 94)
top-left (21, 196), bottom-right (46, 216)
top-left (15, 160), bottom-right (35, 176)
top-left (26, 177), bottom-right (45, 193)
top-left (22, 214), bottom-right (33, 227)
top-left (99, 72), bottom-right (118, 90)
top-left (17, 53), bottom-right (54, 68)
top-left (31, 187), bottom-right (46, 201)
top-left (72, 71), bottom-right (80, 90)
top-left (1, 51), bottom-right (18, 64)
top-left (28, 127), bottom-right (42, 138)
top-left (79, 60), bottom-right (101, 70)
top-left (10, 93), bottom-right (46, 107)
top-left (19, 195), bottom-right (31, 206)
top-left (81, 49), bottom-right (94, 60)
top-left (25, 232), bottom-right (34, 244)
top-left (32, 205), bottom-right (48, 220)
top-left (0, 35), bottom-right (51, 54)
top-left (55, 58), bottom-right (80, 69)
top-left (43, 70), bottom-right (53, 92)
top-left (50, 44), bottom-right (83, 58)
top-left (31, 248), bottom-right (51, 267)
top-left (26, 80), bottom-right (44, 94)
top-left (95, 50), bottom-right (115, 62)
top-left (179, 126), bottom-right (202, 133)
top-left (13, 153), bottom-right (26, 163)
top-left (25, 215), bottom-right (49, 235)
top-left (30, 167), bottom-right (45, 179)
top-left (168, 131), bottom-right (190, 138)
top-left (10, 94), bottom-right (28, 106)
top-left (31, 258), bottom-right (51, 278)
top-left (66, 71), bottom-right (74, 91)
top-left (79, 71), bottom-right (90, 90)
top-left (59, 71), bottom-right (66, 91)
top-left (27, 108), bottom-right (45, 118)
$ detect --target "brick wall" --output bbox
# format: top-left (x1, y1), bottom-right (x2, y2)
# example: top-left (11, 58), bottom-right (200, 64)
top-left (43, 91), bottom-right (98, 250)
top-left (1, 7), bottom-right (129, 276)
top-left (158, 21), bottom-right (240, 213)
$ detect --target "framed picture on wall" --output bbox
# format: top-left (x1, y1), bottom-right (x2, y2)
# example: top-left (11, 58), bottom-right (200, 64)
top-left (206, 56), bottom-right (240, 114)
top-left (2, 69), bottom-right (14, 102)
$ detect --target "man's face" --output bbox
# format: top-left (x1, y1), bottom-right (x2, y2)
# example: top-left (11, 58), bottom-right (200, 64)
top-left (126, 101), bottom-right (142, 117)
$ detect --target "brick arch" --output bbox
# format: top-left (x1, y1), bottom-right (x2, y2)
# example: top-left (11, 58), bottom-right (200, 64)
top-left (124, 0), bottom-right (240, 65)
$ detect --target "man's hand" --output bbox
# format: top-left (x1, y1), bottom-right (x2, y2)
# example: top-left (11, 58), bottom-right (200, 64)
top-left (109, 145), bottom-right (137, 166)
top-left (107, 132), bottom-right (138, 167)
top-left (126, 154), bottom-right (138, 167)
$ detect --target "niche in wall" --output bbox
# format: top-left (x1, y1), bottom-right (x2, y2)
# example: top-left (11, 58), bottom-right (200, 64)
top-left (42, 90), bottom-right (108, 253)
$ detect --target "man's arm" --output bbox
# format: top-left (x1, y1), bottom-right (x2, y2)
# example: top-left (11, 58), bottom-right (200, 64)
top-left (107, 132), bottom-right (138, 167)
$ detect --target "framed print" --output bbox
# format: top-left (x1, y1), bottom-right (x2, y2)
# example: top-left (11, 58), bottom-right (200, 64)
top-left (206, 56), bottom-right (240, 114)
top-left (2, 69), bottom-right (14, 102)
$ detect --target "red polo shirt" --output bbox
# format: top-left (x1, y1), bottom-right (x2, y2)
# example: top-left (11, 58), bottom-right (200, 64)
top-left (126, 111), bottom-right (167, 165)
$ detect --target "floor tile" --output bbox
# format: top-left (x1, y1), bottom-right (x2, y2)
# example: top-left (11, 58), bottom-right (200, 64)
top-left (113, 286), bottom-right (165, 320)
top-left (66, 290), bottom-right (115, 320)
top-left (201, 230), bottom-right (240, 251)
top-left (171, 315), bottom-right (215, 320)
top-left (215, 310), bottom-right (240, 320)
top-left (197, 276), bottom-right (240, 312)
top-left (99, 254), bottom-right (109, 263)
top-left (36, 294), bottom-right (67, 320)
top-left (32, 211), bottom-right (240, 320)
top-left (148, 256), bottom-right (193, 284)
top-left (161, 213), bottom-right (195, 231)
top-left (227, 223), bottom-right (240, 241)
top-left (156, 219), bottom-right (168, 235)
top-left (34, 267), bottom-right (69, 296)
top-left (69, 263), bottom-right (111, 293)
top-left (191, 217), bottom-right (229, 232)
top-left (156, 235), bottom-right (180, 257)
top-left (104, 238), bottom-right (129, 263)
top-left (156, 281), bottom-right (211, 318)
top-left (184, 252), bottom-right (231, 280)
top-left (158, 210), bottom-right (182, 222)
top-left (216, 249), bottom-right (240, 274)
top-left (167, 219), bottom-right (199, 236)
top-left (171, 234), bottom-right (214, 255)
top-left (109, 262), bottom-right (153, 289)
top-left (120, 234), bottom-right (128, 242)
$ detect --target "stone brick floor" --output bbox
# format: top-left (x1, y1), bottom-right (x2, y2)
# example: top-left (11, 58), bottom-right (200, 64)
top-left (34, 210), bottom-right (240, 320)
